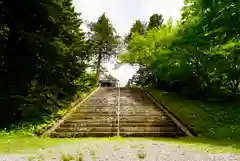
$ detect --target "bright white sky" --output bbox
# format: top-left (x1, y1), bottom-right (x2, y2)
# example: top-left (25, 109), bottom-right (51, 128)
top-left (73, 0), bottom-right (185, 86)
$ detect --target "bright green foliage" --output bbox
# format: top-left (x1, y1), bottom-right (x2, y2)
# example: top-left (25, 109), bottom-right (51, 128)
top-left (120, 1), bottom-right (240, 100)
top-left (124, 20), bottom-right (146, 44)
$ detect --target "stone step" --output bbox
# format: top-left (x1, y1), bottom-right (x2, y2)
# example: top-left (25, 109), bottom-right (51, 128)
top-left (119, 105), bottom-right (160, 108)
top-left (78, 106), bottom-right (161, 110)
top-left (63, 120), bottom-right (116, 124)
top-left (68, 115), bottom-right (115, 119)
top-left (76, 109), bottom-right (163, 114)
top-left (64, 118), bottom-right (174, 125)
top-left (64, 119), bottom-right (174, 124)
top-left (67, 115), bottom-right (170, 121)
top-left (119, 122), bottom-right (176, 127)
top-left (81, 103), bottom-right (117, 106)
top-left (119, 119), bottom-right (173, 124)
top-left (55, 127), bottom-right (117, 133)
top-left (90, 94), bottom-right (118, 97)
top-left (119, 115), bottom-right (171, 121)
top-left (120, 114), bottom-right (168, 118)
top-left (65, 117), bottom-right (173, 123)
top-left (83, 100), bottom-right (117, 103)
top-left (119, 132), bottom-right (186, 137)
top-left (75, 109), bottom-right (117, 113)
top-left (60, 122), bottom-right (176, 128)
top-left (61, 123), bottom-right (117, 127)
top-left (119, 112), bottom-right (165, 115)
top-left (50, 131), bottom-right (185, 138)
top-left (69, 113), bottom-right (168, 118)
top-left (77, 107), bottom-right (116, 110)
top-left (120, 102), bottom-right (152, 105)
top-left (119, 126), bottom-right (181, 132)
top-left (70, 112), bottom-right (116, 116)
top-left (67, 116), bottom-right (115, 121)
top-left (50, 132), bottom-right (116, 138)
top-left (80, 105), bottom-right (116, 108)
top-left (55, 126), bottom-right (181, 133)
top-left (119, 109), bottom-right (163, 113)
top-left (85, 100), bottom-right (117, 104)
top-left (87, 96), bottom-right (117, 98)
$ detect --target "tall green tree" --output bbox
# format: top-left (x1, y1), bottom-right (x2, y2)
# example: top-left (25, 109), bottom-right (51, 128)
top-left (124, 20), bottom-right (146, 44)
top-left (0, 0), bottom-right (94, 126)
top-left (147, 14), bottom-right (164, 30)
top-left (88, 13), bottom-right (120, 83)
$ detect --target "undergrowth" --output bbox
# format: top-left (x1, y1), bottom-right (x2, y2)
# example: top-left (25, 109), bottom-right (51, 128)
top-left (146, 89), bottom-right (240, 143)
top-left (0, 87), bottom-right (96, 137)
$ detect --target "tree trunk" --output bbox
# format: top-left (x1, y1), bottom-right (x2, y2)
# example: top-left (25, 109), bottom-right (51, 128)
top-left (96, 53), bottom-right (102, 84)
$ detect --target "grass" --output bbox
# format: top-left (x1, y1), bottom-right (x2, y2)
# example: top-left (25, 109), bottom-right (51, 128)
top-left (0, 135), bottom-right (125, 154)
top-left (0, 136), bottom-right (240, 155)
top-left (61, 153), bottom-right (75, 161)
top-left (0, 135), bottom-right (77, 154)
top-left (113, 144), bottom-right (120, 151)
top-left (145, 88), bottom-right (240, 153)
top-left (61, 152), bottom-right (84, 161)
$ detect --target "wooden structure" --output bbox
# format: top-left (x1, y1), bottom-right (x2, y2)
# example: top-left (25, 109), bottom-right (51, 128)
top-left (99, 79), bottom-right (118, 87)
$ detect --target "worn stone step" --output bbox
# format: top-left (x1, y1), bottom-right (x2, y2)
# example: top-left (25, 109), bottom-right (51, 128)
top-left (70, 112), bottom-right (116, 116)
top-left (119, 112), bottom-right (165, 115)
top-left (75, 110), bottom-right (163, 115)
top-left (119, 132), bottom-right (186, 137)
top-left (85, 100), bottom-right (117, 104)
top-left (80, 102), bottom-right (117, 106)
top-left (120, 102), bottom-right (152, 105)
top-left (64, 120), bottom-right (116, 124)
top-left (79, 105), bottom-right (116, 108)
top-left (67, 116), bottom-right (116, 121)
top-left (87, 96), bottom-right (117, 98)
top-left (55, 127), bottom-right (117, 133)
top-left (65, 118), bottom-right (173, 124)
top-left (76, 109), bottom-right (163, 113)
top-left (119, 126), bottom-right (181, 132)
top-left (119, 115), bottom-right (169, 119)
top-left (83, 100), bottom-right (116, 103)
top-left (55, 126), bottom-right (181, 133)
top-left (75, 109), bottom-right (118, 113)
top-left (60, 122), bottom-right (176, 128)
top-left (119, 115), bottom-right (170, 121)
top-left (77, 107), bottom-right (116, 110)
top-left (119, 122), bottom-right (176, 127)
top-left (68, 115), bottom-right (115, 119)
top-left (119, 110), bottom-right (163, 114)
top-left (50, 132), bottom-right (116, 138)
top-left (120, 107), bottom-right (161, 110)
top-left (69, 113), bottom-right (167, 119)
top-left (120, 107), bottom-right (162, 111)
top-left (119, 119), bottom-right (173, 124)
top-left (61, 122), bottom-right (117, 127)
top-left (67, 116), bottom-right (170, 122)
top-left (50, 131), bottom-right (185, 138)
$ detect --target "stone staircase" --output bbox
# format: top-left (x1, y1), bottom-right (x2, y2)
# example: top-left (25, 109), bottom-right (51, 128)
top-left (50, 87), bottom-right (118, 137)
top-left (118, 88), bottom-right (185, 137)
top-left (49, 87), bottom-right (186, 138)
